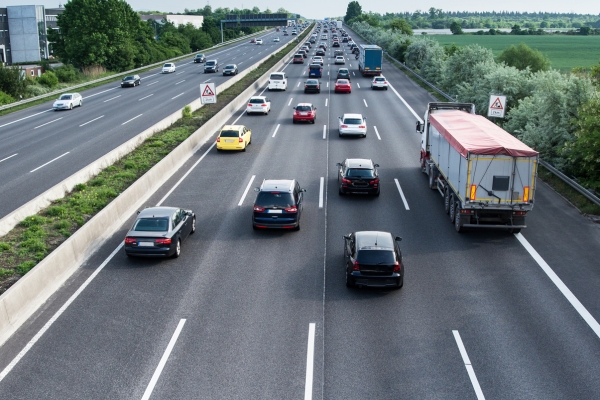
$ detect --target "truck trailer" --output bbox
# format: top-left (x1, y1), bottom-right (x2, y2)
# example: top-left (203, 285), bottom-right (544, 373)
top-left (358, 44), bottom-right (382, 76)
top-left (417, 102), bottom-right (538, 233)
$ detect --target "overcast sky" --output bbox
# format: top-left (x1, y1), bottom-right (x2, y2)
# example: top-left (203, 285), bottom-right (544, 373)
top-left (7, 0), bottom-right (599, 19)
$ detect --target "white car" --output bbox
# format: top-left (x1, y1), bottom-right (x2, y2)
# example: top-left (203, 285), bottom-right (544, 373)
top-left (311, 56), bottom-right (324, 66)
top-left (162, 63), bottom-right (176, 73)
top-left (52, 93), bottom-right (82, 111)
top-left (335, 56), bottom-right (345, 64)
top-left (273, 36), bottom-right (280, 42)
top-left (371, 75), bottom-right (389, 90)
top-left (246, 96), bottom-right (271, 115)
top-left (256, 39), bottom-right (263, 45)
top-left (338, 113), bottom-right (367, 137)
top-left (268, 72), bottom-right (287, 91)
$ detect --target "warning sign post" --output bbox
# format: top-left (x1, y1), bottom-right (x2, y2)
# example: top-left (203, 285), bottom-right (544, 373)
top-left (200, 83), bottom-right (217, 104)
top-left (488, 95), bottom-right (506, 118)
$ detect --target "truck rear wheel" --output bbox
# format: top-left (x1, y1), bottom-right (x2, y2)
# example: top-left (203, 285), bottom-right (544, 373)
top-left (455, 206), bottom-right (464, 233)
top-left (428, 167), bottom-right (437, 189)
top-left (449, 194), bottom-right (456, 223)
top-left (444, 188), bottom-right (451, 214)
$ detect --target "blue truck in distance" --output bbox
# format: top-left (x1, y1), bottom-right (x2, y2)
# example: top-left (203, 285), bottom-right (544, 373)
top-left (358, 44), bottom-right (383, 76)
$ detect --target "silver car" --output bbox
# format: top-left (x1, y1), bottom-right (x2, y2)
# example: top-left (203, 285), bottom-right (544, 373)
top-left (338, 113), bottom-right (367, 137)
top-left (52, 93), bottom-right (82, 111)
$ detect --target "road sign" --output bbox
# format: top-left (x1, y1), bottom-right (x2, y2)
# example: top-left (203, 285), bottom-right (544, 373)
top-left (488, 95), bottom-right (506, 118)
top-left (200, 82), bottom-right (217, 104)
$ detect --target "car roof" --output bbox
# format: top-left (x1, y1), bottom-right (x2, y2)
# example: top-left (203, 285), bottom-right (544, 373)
top-left (221, 124), bottom-right (245, 131)
top-left (138, 207), bottom-right (179, 218)
top-left (345, 158), bottom-right (374, 168)
top-left (342, 113), bottom-right (364, 119)
top-left (206, 59), bottom-right (217, 62)
top-left (355, 231), bottom-right (394, 250)
top-left (225, 64), bottom-right (236, 68)
top-left (306, 79), bottom-right (319, 83)
top-left (260, 179), bottom-right (295, 192)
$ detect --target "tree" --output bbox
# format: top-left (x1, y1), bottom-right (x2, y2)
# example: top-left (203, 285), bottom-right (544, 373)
top-left (344, 1), bottom-right (362, 23)
top-left (0, 65), bottom-right (27, 98)
top-left (442, 44), bottom-right (496, 94)
top-left (497, 43), bottom-right (550, 73)
top-left (450, 21), bottom-right (463, 34)
top-left (388, 18), bottom-right (413, 35)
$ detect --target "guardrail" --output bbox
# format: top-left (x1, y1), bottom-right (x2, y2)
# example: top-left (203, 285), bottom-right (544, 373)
top-left (0, 29), bottom-right (268, 112)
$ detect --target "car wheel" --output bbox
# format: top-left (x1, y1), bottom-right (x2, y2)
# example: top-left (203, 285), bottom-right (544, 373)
top-left (242, 144), bottom-right (246, 152)
top-left (295, 223), bottom-right (300, 231)
top-left (69, 103), bottom-right (73, 110)
top-left (339, 187), bottom-right (344, 195)
top-left (374, 189), bottom-right (380, 197)
top-left (396, 277), bottom-right (404, 289)
top-left (191, 217), bottom-right (196, 234)
top-left (79, 100), bottom-right (82, 107)
top-left (385, 87), bottom-right (388, 90)
top-left (311, 119), bottom-right (315, 124)
top-left (345, 269), bottom-right (354, 287)
top-left (293, 120), bottom-right (296, 124)
top-left (172, 239), bottom-right (181, 258)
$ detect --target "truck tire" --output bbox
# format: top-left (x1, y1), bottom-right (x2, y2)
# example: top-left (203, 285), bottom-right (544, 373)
top-left (444, 188), bottom-right (451, 214)
top-left (509, 228), bottom-right (521, 234)
top-left (449, 194), bottom-right (456, 223)
top-left (454, 206), bottom-right (464, 233)
top-left (428, 167), bottom-right (437, 190)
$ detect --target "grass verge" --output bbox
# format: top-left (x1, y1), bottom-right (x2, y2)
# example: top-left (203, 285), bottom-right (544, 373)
top-left (0, 26), bottom-right (312, 295)
top-left (538, 165), bottom-right (600, 217)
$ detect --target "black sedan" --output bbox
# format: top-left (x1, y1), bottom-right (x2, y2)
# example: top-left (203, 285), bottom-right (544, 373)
top-left (124, 207), bottom-right (195, 258)
top-left (344, 231), bottom-right (403, 288)
top-left (337, 158), bottom-right (380, 196)
top-left (121, 75), bottom-right (141, 87)
top-left (316, 48), bottom-right (325, 56)
top-left (223, 64), bottom-right (238, 76)
top-left (304, 79), bottom-right (321, 93)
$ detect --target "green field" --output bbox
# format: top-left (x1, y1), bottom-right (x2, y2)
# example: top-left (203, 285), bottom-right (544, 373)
top-left (429, 35), bottom-right (600, 72)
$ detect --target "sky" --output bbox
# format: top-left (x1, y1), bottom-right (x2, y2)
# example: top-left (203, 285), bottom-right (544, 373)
top-left (5, 0), bottom-right (599, 20)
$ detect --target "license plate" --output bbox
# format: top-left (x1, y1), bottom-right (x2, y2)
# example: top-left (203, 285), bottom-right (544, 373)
top-left (267, 210), bottom-right (283, 214)
top-left (301, 112), bottom-right (308, 116)
top-left (225, 139), bottom-right (234, 143)
top-left (139, 242), bottom-right (154, 247)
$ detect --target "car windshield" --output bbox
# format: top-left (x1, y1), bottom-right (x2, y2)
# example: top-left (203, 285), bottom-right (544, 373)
top-left (59, 95), bottom-right (72, 100)
top-left (123, 76), bottom-right (135, 80)
top-left (347, 168), bottom-right (374, 177)
top-left (249, 98), bottom-right (265, 104)
top-left (296, 105), bottom-right (312, 111)
top-left (225, 65), bottom-right (235, 69)
top-left (271, 74), bottom-right (284, 80)
top-left (343, 118), bottom-right (363, 125)
top-left (206, 61), bottom-right (215, 66)
top-left (220, 130), bottom-right (240, 137)
top-left (357, 250), bottom-right (395, 265)
top-left (255, 192), bottom-right (294, 208)
top-left (133, 218), bottom-right (169, 232)
top-left (164, 64), bottom-right (173, 67)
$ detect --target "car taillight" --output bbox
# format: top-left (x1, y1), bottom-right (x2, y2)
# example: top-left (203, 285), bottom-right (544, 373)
top-left (284, 206), bottom-right (298, 213)
top-left (369, 179), bottom-right (379, 185)
top-left (352, 260), bottom-right (360, 271)
top-left (359, 125), bottom-right (366, 128)
top-left (305, 85), bottom-right (308, 88)
top-left (342, 178), bottom-right (351, 184)
top-left (393, 262), bottom-right (401, 273)
top-left (155, 238), bottom-right (172, 245)
top-left (238, 137), bottom-right (244, 142)
top-left (216, 137), bottom-right (220, 142)
top-left (248, 103), bottom-right (252, 107)
top-left (262, 103), bottom-right (267, 107)
top-left (253, 206), bottom-right (265, 212)
top-left (341, 125), bottom-right (348, 128)
top-left (124, 237), bottom-right (136, 245)
top-left (513, 211), bottom-right (527, 216)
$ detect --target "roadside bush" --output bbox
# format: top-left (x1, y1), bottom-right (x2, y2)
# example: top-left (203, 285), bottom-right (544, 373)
top-left (16, 261), bottom-right (36, 275)
top-left (37, 71), bottom-right (59, 88)
top-left (53, 65), bottom-right (80, 83)
top-left (0, 65), bottom-right (28, 98)
top-left (0, 90), bottom-right (15, 105)
top-left (25, 84), bottom-right (52, 97)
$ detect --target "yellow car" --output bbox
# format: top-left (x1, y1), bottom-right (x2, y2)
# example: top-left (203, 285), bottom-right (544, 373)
top-left (216, 125), bottom-right (252, 152)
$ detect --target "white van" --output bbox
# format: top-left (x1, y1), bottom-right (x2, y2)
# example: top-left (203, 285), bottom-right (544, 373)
top-left (268, 72), bottom-right (287, 91)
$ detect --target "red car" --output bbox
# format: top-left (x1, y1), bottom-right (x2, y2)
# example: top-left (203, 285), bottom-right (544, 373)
top-left (293, 103), bottom-right (317, 124)
top-left (334, 79), bottom-right (352, 93)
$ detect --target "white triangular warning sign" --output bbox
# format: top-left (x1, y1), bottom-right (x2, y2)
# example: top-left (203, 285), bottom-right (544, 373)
top-left (490, 97), bottom-right (503, 110)
top-left (202, 86), bottom-right (215, 96)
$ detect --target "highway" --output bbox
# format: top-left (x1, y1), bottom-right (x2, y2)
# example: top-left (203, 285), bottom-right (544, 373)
top-left (0, 24), bottom-right (599, 399)
top-left (0, 28), bottom-right (296, 219)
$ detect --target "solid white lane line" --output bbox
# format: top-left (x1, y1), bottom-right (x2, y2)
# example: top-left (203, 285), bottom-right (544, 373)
top-left (322, 125), bottom-right (327, 140)
top-left (141, 319), bottom-right (187, 400)
top-left (138, 94), bottom-right (154, 101)
top-left (0, 153), bottom-right (17, 163)
top-left (319, 178), bottom-right (324, 208)
top-left (202, 79), bottom-right (211, 83)
top-left (122, 114), bottom-right (143, 125)
top-left (79, 115), bottom-right (104, 127)
top-left (238, 175), bottom-right (256, 206)
top-left (303, 70), bottom-right (306, 75)
top-left (515, 233), bottom-right (600, 339)
top-left (325, 98), bottom-right (328, 107)
top-left (352, 71), bottom-right (355, 76)
top-left (0, 109), bottom-right (53, 129)
top-left (146, 81), bottom-right (159, 86)
top-left (82, 87), bottom-right (119, 99)
top-left (374, 126), bottom-right (381, 140)
top-left (272, 124), bottom-right (281, 138)
top-left (0, 243), bottom-right (124, 383)
top-left (363, 99), bottom-right (368, 107)
top-left (30, 152), bottom-right (70, 173)
top-left (388, 83), bottom-right (423, 123)
top-left (34, 117), bottom-right (63, 129)
top-left (171, 93), bottom-right (185, 100)
top-left (288, 98), bottom-right (293, 106)
top-left (356, 82), bottom-right (360, 88)
top-left (453, 331), bottom-right (485, 400)
top-left (175, 80), bottom-right (185, 85)
top-left (297, 82), bottom-right (300, 87)
top-left (304, 323), bottom-right (316, 400)
top-left (176, 71), bottom-right (185, 75)
top-left (104, 95), bottom-right (121, 103)
top-left (394, 179), bottom-right (410, 210)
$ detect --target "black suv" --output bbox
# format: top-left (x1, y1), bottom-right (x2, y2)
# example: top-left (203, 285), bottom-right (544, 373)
top-left (121, 74), bottom-right (141, 87)
top-left (252, 179), bottom-right (306, 230)
top-left (337, 158), bottom-right (380, 196)
top-left (204, 60), bottom-right (219, 73)
top-left (194, 53), bottom-right (206, 63)
top-left (343, 231), bottom-right (404, 288)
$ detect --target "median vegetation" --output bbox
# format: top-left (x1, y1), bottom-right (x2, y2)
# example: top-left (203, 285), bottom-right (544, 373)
top-left (0, 26), bottom-right (312, 295)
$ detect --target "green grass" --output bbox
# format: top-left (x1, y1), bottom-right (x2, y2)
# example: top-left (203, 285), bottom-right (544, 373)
top-left (429, 35), bottom-right (600, 72)
top-left (538, 166), bottom-right (600, 216)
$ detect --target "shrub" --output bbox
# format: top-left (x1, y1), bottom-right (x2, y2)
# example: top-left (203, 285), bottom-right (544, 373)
top-left (0, 242), bottom-right (11, 253)
top-left (0, 268), bottom-right (14, 278)
top-left (37, 71), bottom-right (59, 88)
top-left (16, 261), bottom-right (36, 275)
top-left (26, 84), bottom-right (52, 97)
top-left (0, 90), bottom-right (15, 105)
top-left (20, 215), bottom-right (48, 227)
top-left (182, 105), bottom-right (192, 118)
top-left (47, 206), bottom-right (67, 217)
top-left (19, 238), bottom-right (47, 253)
top-left (53, 65), bottom-right (80, 83)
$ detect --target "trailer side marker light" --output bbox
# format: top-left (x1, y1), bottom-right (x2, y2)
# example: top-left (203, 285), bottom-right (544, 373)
top-left (470, 184), bottom-right (477, 200)
top-left (523, 186), bottom-right (530, 202)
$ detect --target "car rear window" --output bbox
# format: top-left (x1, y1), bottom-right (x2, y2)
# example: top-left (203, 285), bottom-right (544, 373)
top-left (133, 218), bottom-right (169, 232)
top-left (309, 65), bottom-right (322, 70)
top-left (375, 78), bottom-right (385, 82)
top-left (270, 74), bottom-right (284, 80)
top-left (220, 130), bottom-right (240, 137)
top-left (296, 105), bottom-right (311, 111)
top-left (346, 168), bottom-right (374, 177)
top-left (249, 98), bottom-right (265, 104)
top-left (343, 118), bottom-right (363, 125)
top-left (337, 80), bottom-right (349, 84)
top-left (255, 192), bottom-right (295, 208)
top-left (356, 250), bottom-right (395, 265)
top-left (206, 61), bottom-right (215, 65)
top-left (306, 80), bottom-right (319, 85)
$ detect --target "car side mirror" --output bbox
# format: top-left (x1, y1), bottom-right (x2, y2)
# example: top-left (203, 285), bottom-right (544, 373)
top-left (301, 189), bottom-right (307, 192)
top-left (254, 187), bottom-right (260, 192)
top-left (336, 163), bottom-right (342, 167)
top-left (186, 211), bottom-right (193, 216)
top-left (292, 107), bottom-right (296, 110)
top-left (343, 235), bottom-right (350, 240)
top-left (137, 210), bottom-right (141, 214)
top-left (374, 164), bottom-right (380, 167)
top-left (395, 236), bottom-right (402, 241)
top-left (416, 121), bottom-right (423, 132)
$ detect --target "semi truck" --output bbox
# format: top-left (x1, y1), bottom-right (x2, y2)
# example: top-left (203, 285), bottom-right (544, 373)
top-left (358, 44), bottom-right (382, 76)
top-left (416, 102), bottom-right (538, 233)
top-left (336, 20), bottom-right (342, 29)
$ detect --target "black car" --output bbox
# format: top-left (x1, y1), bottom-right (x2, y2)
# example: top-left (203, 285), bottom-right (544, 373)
top-left (204, 59), bottom-right (219, 73)
top-left (337, 158), bottom-right (380, 196)
top-left (344, 231), bottom-right (403, 288)
top-left (352, 47), bottom-right (360, 55)
top-left (332, 41), bottom-right (340, 47)
top-left (124, 207), bottom-right (196, 258)
top-left (304, 79), bottom-right (321, 93)
top-left (316, 48), bottom-right (325, 56)
top-left (194, 53), bottom-right (206, 63)
top-left (252, 179), bottom-right (306, 230)
top-left (121, 75), bottom-right (141, 87)
top-left (223, 64), bottom-right (238, 76)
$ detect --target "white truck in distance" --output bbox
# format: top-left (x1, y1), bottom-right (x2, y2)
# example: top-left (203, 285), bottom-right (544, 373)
top-left (336, 20), bottom-right (342, 29)
top-left (416, 102), bottom-right (539, 233)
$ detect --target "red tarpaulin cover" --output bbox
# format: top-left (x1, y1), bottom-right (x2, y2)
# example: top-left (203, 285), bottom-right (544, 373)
top-left (429, 111), bottom-right (538, 158)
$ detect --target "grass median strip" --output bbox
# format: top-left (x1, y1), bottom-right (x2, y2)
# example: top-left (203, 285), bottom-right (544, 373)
top-left (0, 26), bottom-right (312, 295)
